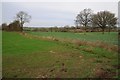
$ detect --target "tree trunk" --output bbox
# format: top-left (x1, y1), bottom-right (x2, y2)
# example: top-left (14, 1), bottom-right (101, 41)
top-left (84, 26), bottom-right (86, 35)
top-left (108, 26), bottom-right (111, 34)
top-left (102, 29), bottom-right (104, 34)
top-left (20, 23), bottom-right (23, 32)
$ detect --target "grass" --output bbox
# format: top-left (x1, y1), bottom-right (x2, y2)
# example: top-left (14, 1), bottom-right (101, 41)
top-left (27, 32), bottom-right (118, 45)
top-left (0, 30), bottom-right (2, 78)
top-left (2, 31), bottom-right (118, 78)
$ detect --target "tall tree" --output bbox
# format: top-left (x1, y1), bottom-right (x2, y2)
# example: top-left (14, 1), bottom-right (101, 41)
top-left (75, 8), bottom-right (93, 33)
top-left (16, 11), bottom-right (31, 31)
top-left (2, 23), bottom-right (7, 31)
top-left (92, 11), bottom-right (117, 34)
top-left (107, 13), bottom-right (117, 33)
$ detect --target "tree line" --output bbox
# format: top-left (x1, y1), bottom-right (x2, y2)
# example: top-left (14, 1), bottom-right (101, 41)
top-left (1, 9), bottom-right (118, 34)
top-left (75, 8), bottom-right (117, 34)
top-left (2, 11), bottom-right (31, 31)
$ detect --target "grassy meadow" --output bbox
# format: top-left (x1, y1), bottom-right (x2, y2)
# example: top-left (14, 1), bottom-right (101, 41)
top-left (28, 32), bottom-right (118, 45)
top-left (2, 31), bottom-right (118, 78)
top-left (0, 31), bottom-right (2, 78)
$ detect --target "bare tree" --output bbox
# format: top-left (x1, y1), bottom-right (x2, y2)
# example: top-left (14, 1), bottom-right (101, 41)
top-left (75, 8), bottom-right (93, 34)
top-left (16, 11), bottom-right (31, 31)
top-left (92, 11), bottom-right (117, 34)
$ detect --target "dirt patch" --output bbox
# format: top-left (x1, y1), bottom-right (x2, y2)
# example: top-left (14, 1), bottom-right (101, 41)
top-left (60, 63), bottom-right (67, 72)
top-left (82, 47), bottom-right (96, 54)
top-left (113, 65), bottom-right (120, 69)
top-left (49, 50), bottom-right (56, 53)
top-left (95, 68), bottom-right (117, 78)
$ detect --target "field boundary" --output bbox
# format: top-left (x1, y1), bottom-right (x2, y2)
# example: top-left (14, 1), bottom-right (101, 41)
top-left (19, 32), bottom-right (118, 52)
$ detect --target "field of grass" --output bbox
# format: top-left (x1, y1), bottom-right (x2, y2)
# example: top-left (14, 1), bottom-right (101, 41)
top-left (0, 30), bottom-right (2, 78)
top-left (27, 32), bottom-right (118, 45)
top-left (2, 31), bottom-right (118, 78)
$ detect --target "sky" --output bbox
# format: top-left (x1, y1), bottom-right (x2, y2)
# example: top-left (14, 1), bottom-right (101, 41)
top-left (1, 0), bottom-right (119, 27)
top-left (118, 1), bottom-right (120, 27)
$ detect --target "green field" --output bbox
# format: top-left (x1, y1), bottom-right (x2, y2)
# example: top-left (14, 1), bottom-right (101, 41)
top-left (2, 31), bottom-right (118, 78)
top-left (0, 30), bottom-right (2, 78)
top-left (28, 32), bottom-right (118, 45)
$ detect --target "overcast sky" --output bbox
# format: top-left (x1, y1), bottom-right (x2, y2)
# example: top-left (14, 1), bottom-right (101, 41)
top-left (1, 1), bottom-right (119, 27)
